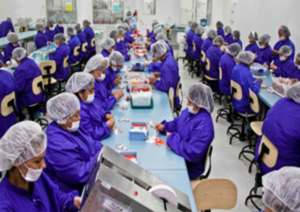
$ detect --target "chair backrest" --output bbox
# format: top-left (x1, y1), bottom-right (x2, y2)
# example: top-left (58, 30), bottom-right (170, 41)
top-left (258, 135), bottom-right (278, 168)
top-left (200, 145), bottom-right (213, 180)
top-left (174, 52), bottom-right (179, 61)
top-left (219, 67), bottom-right (223, 80)
top-left (63, 56), bottom-right (69, 68)
top-left (74, 45), bottom-right (80, 56)
top-left (1, 91), bottom-right (16, 117)
top-left (176, 77), bottom-right (181, 98)
top-left (201, 50), bottom-right (206, 62)
top-left (32, 75), bottom-right (44, 95)
top-left (164, 28), bottom-right (172, 40)
top-left (206, 58), bottom-right (210, 71)
top-left (82, 42), bottom-right (88, 52)
top-left (193, 42), bottom-right (196, 51)
top-left (193, 178), bottom-right (237, 211)
top-left (39, 61), bottom-right (56, 76)
top-left (91, 38), bottom-right (95, 47)
top-left (230, 80), bottom-right (243, 101)
top-left (249, 88), bottom-right (260, 114)
top-left (168, 87), bottom-right (174, 112)
top-left (20, 25), bottom-right (28, 32)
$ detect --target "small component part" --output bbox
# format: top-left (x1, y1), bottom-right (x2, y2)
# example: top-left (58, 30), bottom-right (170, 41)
top-left (126, 96), bottom-right (130, 101)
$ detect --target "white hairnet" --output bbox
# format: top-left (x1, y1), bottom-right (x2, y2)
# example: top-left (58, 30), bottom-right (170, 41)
top-left (263, 167), bottom-right (300, 212)
top-left (151, 41), bottom-right (167, 58)
top-left (54, 33), bottom-right (66, 43)
top-left (188, 21), bottom-right (193, 28)
top-left (47, 20), bottom-right (53, 27)
top-left (122, 23), bottom-right (129, 30)
top-left (157, 40), bottom-right (170, 51)
top-left (216, 21), bottom-right (223, 28)
top-left (66, 72), bottom-right (95, 93)
top-left (279, 45), bottom-right (292, 57)
top-left (287, 82), bottom-right (300, 104)
top-left (7, 32), bottom-right (18, 43)
top-left (36, 24), bottom-right (44, 32)
top-left (249, 31), bottom-right (258, 41)
top-left (156, 33), bottom-right (168, 41)
top-left (117, 28), bottom-right (124, 36)
top-left (152, 20), bottom-right (159, 27)
top-left (117, 25), bottom-right (124, 29)
top-left (109, 30), bottom-right (118, 39)
top-left (0, 60), bottom-right (3, 68)
top-left (236, 51), bottom-right (255, 65)
top-left (213, 36), bottom-right (224, 45)
top-left (297, 52), bottom-right (300, 60)
top-left (227, 43), bottom-right (242, 57)
top-left (195, 26), bottom-right (204, 36)
top-left (109, 51), bottom-right (125, 66)
top-left (67, 27), bottom-right (74, 35)
top-left (187, 83), bottom-right (214, 113)
top-left (74, 23), bottom-right (81, 31)
top-left (12, 47), bottom-right (28, 61)
top-left (207, 30), bottom-right (217, 39)
top-left (83, 20), bottom-right (91, 26)
top-left (225, 26), bottom-right (232, 34)
top-left (0, 121), bottom-right (47, 171)
top-left (152, 19), bottom-right (158, 24)
top-left (154, 24), bottom-right (162, 30)
top-left (154, 28), bottom-right (163, 35)
top-left (259, 34), bottom-right (271, 43)
top-left (233, 30), bottom-right (240, 39)
top-left (279, 25), bottom-right (291, 37)
top-left (100, 38), bottom-right (115, 50)
top-left (47, 92), bottom-right (80, 124)
top-left (191, 22), bottom-right (199, 29)
top-left (84, 54), bottom-right (109, 73)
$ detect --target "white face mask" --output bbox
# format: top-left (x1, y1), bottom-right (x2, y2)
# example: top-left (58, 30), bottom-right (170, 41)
top-left (225, 33), bottom-right (228, 36)
top-left (298, 65), bottom-right (300, 69)
top-left (280, 36), bottom-right (286, 41)
top-left (110, 50), bottom-right (115, 54)
top-left (55, 44), bottom-right (59, 48)
top-left (84, 94), bottom-right (95, 104)
top-left (187, 106), bottom-right (198, 114)
top-left (259, 45), bottom-right (265, 49)
top-left (67, 120), bottom-right (80, 132)
top-left (98, 73), bottom-right (106, 81)
top-left (121, 38), bottom-right (124, 41)
top-left (13, 44), bottom-right (18, 47)
top-left (18, 163), bottom-right (43, 182)
top-left (279, 56), bottom-right (286, 61)
top-left (117, 38), bottom-right (121, 42)
top-left (58, 24), bottom-right (63, 27)
top-left (112, 67), bottom-right (119, 71)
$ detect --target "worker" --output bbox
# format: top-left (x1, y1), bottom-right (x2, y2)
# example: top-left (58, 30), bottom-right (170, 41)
top-left (66, 73), bottom-right (115, 141)
top-left (103, 51), bottom-right (124, 91)
top-left (100, 37), bottom-right (115, 57)
top-left (156, 33), bottom-right (174, 57)
top-left (111, 29), bottom-right (130, 61)
top-left (148, 41), bottom-right (180, 108)
top-left (292, 53), bottom-right (300, 80)
top-left (34, 23), bottom-right (47, 49)
top-left (0, 17), bottom-right (14, 38)
top-left (192, 25), bottom-right (204, 60)
top-left (4, 32), bottom-right (20, 63)
top-left (0, 61), bottom-right (17, 139)
top-left (272, 25), bottom-right (295, 66)
top-left (84, 54), bottom-right (124, 111)
top-left (216, 21), bottom-right (225, 38)
top-left (255, 83), bottom-right (300, 175)
top-left (45, 20), bottom-right (55, 43)
top-left (74, 23), bottom-right (88, 61)
top-left (155, 83), bottom-right (214, 180)
top-left (262, 167), bottom-right (300, 212)
top-left (186, 22), bottom-right (198, 58)
top-left (117, 28), bottom-right (131, 61)
top-left (0, 121), bottom-right (82, 211)
top-left (54, 18), bottom-right (64, 35)
top-left (48, 33), bottom-right (70, 80)
top-left (126, 11), bottom-right (137, 31)
top-left (233, 30), bottom-right (243, 49)
top-left (219, 43), bottom-right (241, 96)
top-left (67, 27), bottom-right (81, 65)
top-left (205, 35), bottom-right (224, 79)
top-left (123, 23), bottom-right (134, 44)
top-left (245, 31), bottom-right (259, 53)
top-left (201, 30), bottom-right (217, 68)
top-left (83, 20), bottom-right (96, 57)
top-left (12, 47), bottom-right (43, 120)
top-left (270, 46), bottom-right (295, 78)
top-left (148, 19), bottom-right (159, 38)
top-left (45, 93), bottom-right (103, 193)
top-left (254, 34), bottom-right (272, 69)
top-left (231, 51), bottom-right (262, 114)
top-left (224, 26), bottom-right (235, 45)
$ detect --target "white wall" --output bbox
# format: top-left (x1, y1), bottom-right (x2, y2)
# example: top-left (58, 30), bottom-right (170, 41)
top-left (211, 0), bottom-right (300, 55)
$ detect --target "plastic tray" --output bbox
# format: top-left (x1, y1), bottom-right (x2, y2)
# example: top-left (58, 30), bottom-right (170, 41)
top-left (130, 98), bottom-right (154, 109)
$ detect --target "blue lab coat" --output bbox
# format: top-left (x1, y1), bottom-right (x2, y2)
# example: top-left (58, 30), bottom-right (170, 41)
top-left (45, 27), bottom-right (55, 42)
top-left (4, 43), bottom-right (20, 62)
top-left (274, 58), bottom-right (295, 78)
top-left (115, 41), bottom-right (130, 61)
top-left (219, 53), bottom-right (236, 96)
top-left (0, 172), bottom-right (79, 212)
top-left (255, 98), bottom-right (300, 175)
top-left (0, 70), bottom-right (17, 139)
top-left (231, 63), bottom-right (260, 114)
top-left (0, 20), bottom-right (14, 38)
top-left (68, 35), bottom-right (81, 65)
top-left (94, 80), bottom-right (117, 110)
top-left (166, 41), bottom-right (174, 57)
top-left (161, 108), bottom-right (214, 179)
top-left (273, 38), bottom-right (295, 65)
top-left (154, 53), bottom-right (180, 108)
top-left (245, 43), bottom-right (259, 54)
top-left (291, 66), bottom-right (300, 80)
top-left (254, 46), bottom-right (273, 66)
top-left (149, 52), bottom-right (173, 73)
top-left (79, 100), bottom-right (111, 141)
top-left (49, 43), bottom-right (70, 80)
top-left (77, 30), bottom-right (88, 60)
top-left (192, 35), bottom-right (203, 60)
top-left (101, 49), bottom-right (110, 58)
top-left (186, 29), bottom-right (195, 57)
top-left (103, 66), bottom-right (117, 91)
top-left (205, 45), bottom-right (223, 79)
top-left (217, 28), bottom-right (225, 38)
top-left (234, 39), bottom-right (243, 49)
top-left (35, 31), bottom-right (48, 50)
top-left (125, 31), bottom-right (134, 44)
top-left (54, 25), bottom-right (64, 35)
top-left (201, 38), bottom-right (213, 67)
top-left (128, 16), bottom-right (137, 31)
top-left (14, 58), bottom-right (43, 108)
top-left (0, 52), bottom-right (4, 63)
top-left (83, 26), bottom-right (95, 56)
top-left (224, 33), bottom-right (235, 45)
top-left (45, 122), bottom-right (102, 193)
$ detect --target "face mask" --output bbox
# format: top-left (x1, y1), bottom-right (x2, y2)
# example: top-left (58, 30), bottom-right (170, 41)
top-left (279, 56), bottom-right (286, 61)
top-left (121, 38), bottom-right (124, 41)
top-left (84, 94), bottom-right (95, 104)
top-left (188, 106), bottom-right (198, 114)
top-left (112, 67), bottom-right (119, 71)
top-left (58, 24), bottom-right (63, 27)
top-left (55, 44), bottom-right (59, 48)
top-left (298, 65), bottom-right (300, 69)
top-left (18, 163), bottom-right (43, 182)
top-left (280, 36), bottom-right (285, 41)
top-left (13, 44), bottom-right (18, 47)
top-left (98, 73), bottom-right (106, 81)
top-left (117, 38), bottom-right (121, 42)
top-left (67, 120), bottom-right (80, 132)
top-left (225, 33), bottom-right (228, 36)
top-left (259, 45), bottom-right (265, 49)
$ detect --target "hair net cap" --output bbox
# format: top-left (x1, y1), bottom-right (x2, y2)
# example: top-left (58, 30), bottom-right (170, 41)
top-left (154, 24), bottom-right (162, 30)
top-left (279, 25), bottom-right (291, 37)
top-left (233, 30), bottom-right (240, 39)
top-left (187, 83), bottom-right (214, 113)
top-left (12, 47), bottom-right (28, 61)
top-left (297, 52), bottom-right (300, 60)
top-left (36, 24), bottom-right (44, 32)
top-left (66, 72), bottom-right (95, 94)
top-left (191, 22), bottom-right (199, 29)
top-left (195, 26), bottom-right (204, 36)
top-left (117, 28), bottom-right (125, 36)
top-left (100, 38), bottom-right (115, 50)
top-left (84, 54), bottom-right (109, 73)
top-left (154, 28), bottom-right (163, 35)
top-left (157, 40), bottom-right (170, 51)
top-left (109, 30), bottom-right (118, 39)
top-left (259, 34), bottom-right (271, 43)
top-left (109, 51), bottom-right (125, 66)
top-left (67, 27), bottom-right (74, 35)
top-left (47, 20), bottom-right (53, 27)
top-left (287, 82), bottom-right (300, 104)
top-left (54, 33), bottom-right (66, 43)
top-left (227, 43), bottom-right (242, 56)
top-left (225, 26), bottom-right (232, 34)
top-left (156, 33), bottom-right (168, 41)
top-left (151, 41), bottom-right (167, 58)
top-left (279, 45), bottom-right (292, 56)
top-left (207, 30), bottom-right (217, 39)
top-left (0, 121), bottom-right (47, 171)
top-left (0, 60), bottom-right (3, 68)
top-left (152, 20), bottom-right (159, 27)
top-left (47, 92), bottom-right (80, 124)
top-left (216, 21), bottom-right (224, 28)
top-left (7, 32), bottom-right (18, 43)
top-left (236, 51), bottom-right (255, 65)
top-left (74, 23), bottom-right (81, 31)
top-left (263, 167), bottom-right (300, 212)
top-left (122, 23), bottom-right (129, 30)
top-left (213, 36), bottom-right (224, 45)
top-left (83, 20), bottom-right (91, 26)
top-left (249, 31), bottom-right (258, 41)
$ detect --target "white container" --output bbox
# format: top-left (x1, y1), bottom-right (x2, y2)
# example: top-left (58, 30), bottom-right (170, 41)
top-left (127, 72), bottom-right (149, 87)
top-left (130, 84), bottom-right (152, 106)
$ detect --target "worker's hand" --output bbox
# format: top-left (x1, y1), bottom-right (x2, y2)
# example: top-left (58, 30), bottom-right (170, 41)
top-left (106, 119), bottom-right (115, 130)
top-left (147, 37), bottom-right (151, 42)
top-left (223, 42), bottom-right (228, 46)
top-left (151, 85), bottom-right (155, 90)
top-left (270, 64), bottom-right (277, 70)
top-left (153, 72), bottom-right (161, 78)
top-left (152, 58), bottom-right (157, 62)
top-left (73, 197), bottom-right (82, 210)
top-left (145, 43), bottom-right (149, 48)
top-left (145, 61), bottom-right (151, 67)
top-left (148, 76), bottom-right (157, 84)
top-left (2, 64), bottom-right (8, 67)
top-left (114, 90), bottom-right (124, 100)
top-left (166, 132), bottom-right (171, 139)
top-left (254, 54), bottom-right (258, 60)
top-left (272, 49), bottom-right (279, 55)
top-left (117, 74), bottom-right (122, 79)
top-left (105, 114), bottom-right (114, 120)
top-left (129, 54), bottom-right (132, 59)
top-left (291, 79), bottom-right (299, 84)
top-left (48, 52), bottom-right (52, 55)
top-left (263, 63), bottom-right (269, 69)
top-left (257, 78), bottom-right (263, 84)
top-left (113, 77), bottom-right (121, 85)
top-left (128, 68), bottom-right (132, 72)
top-left (155, 123), bottom-right (165, 131)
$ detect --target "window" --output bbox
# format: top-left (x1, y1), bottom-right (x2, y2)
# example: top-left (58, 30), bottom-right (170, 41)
top-left (46, 0), bottom-right (77, 24)
top-left (93, 0), bottom-right (124, 25)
